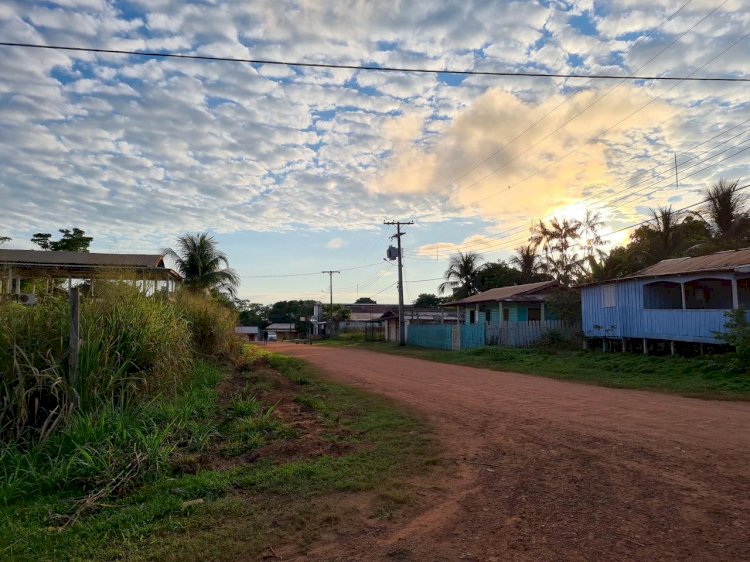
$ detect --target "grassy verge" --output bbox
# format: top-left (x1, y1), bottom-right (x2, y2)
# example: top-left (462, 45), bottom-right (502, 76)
top-left (1, 348), bottom-right (439, 561)
top-left (319, 340), bottom-right (750, 399)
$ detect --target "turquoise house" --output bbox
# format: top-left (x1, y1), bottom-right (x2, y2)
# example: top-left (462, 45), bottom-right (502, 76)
top-left (446, 280), bottom-right (561, 326)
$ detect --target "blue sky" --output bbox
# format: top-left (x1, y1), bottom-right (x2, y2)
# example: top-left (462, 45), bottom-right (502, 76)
top-left (1, 0), bottom-right (749, 303)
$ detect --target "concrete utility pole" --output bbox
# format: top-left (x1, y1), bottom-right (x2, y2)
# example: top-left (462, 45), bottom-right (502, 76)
top-left (321, 270), bottom-right (340, 336)
top-left (384, 220), bottom-right (414, 346)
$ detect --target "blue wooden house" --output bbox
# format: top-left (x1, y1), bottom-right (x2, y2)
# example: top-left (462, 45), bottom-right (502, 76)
top-left (581, 248), bottom-right (750, 350)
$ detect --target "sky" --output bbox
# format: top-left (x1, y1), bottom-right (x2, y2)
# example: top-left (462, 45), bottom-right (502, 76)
top-left (0, 0), bottom-right (749, 304)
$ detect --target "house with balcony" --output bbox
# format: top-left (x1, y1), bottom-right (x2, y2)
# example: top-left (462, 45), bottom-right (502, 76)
top-left (581, 248), bottom-right (750, 352)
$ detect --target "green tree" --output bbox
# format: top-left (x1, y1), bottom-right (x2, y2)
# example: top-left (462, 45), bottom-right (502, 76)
top-left (31, 228), bottom-right (92, 252)
top-left (165, 232), bottom-right (239, 296)
top-left (268, 300), bottom-right (316, 323)
top-left (413, 293), bottom-right (442, 308)
top-left (438, 251), bottom-right (483, 298)
top-left (355, 297), bottom-right (377, 304)
top-left (509, 245), bottom-right (545, 283)
top-left (530, 217), bottom-right (582, 286)
top-left (0, 236), bottom-right (10, 246)
top-left (475, 260), bottom-right (522, 291)
top-left (700, 178), bottom-right (749, 246)
top-left (237, 301), bottom-right (270, 327)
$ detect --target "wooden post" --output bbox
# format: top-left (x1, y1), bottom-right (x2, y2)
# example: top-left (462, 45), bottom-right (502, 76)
top-left (670, 340), bottom-right (676, 356)
top-left (643, 338), bottom-right (648, 354)
top-left (69, 287), bottom-right (80, 403)
top-left (621, 338), bottom-right (626, 352)
top-left (731, 278), bottom-right (739, 309)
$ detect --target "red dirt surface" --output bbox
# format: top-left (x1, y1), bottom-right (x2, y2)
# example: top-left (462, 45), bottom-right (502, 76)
top-left (272, 342), bottom-right (750, 561)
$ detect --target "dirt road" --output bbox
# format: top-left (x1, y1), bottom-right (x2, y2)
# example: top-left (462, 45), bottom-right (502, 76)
top-left (273, 343), bottom-right (750, 561)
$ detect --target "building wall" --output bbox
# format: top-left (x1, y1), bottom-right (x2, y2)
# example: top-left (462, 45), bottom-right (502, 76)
top-left (582, 274), bottom-right (741, 343)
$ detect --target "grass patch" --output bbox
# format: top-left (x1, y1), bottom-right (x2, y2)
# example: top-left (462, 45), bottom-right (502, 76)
top-left (320, 341), bottom-right (750, 399)
top-left (0, 351), bottom-right (439, 560)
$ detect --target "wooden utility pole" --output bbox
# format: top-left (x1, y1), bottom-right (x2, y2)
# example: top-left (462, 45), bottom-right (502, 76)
top-left (384, 220), bottom-right (414, 346)
top-left (321, 270), bottom-right (340, 336)
top-left (68, 287), bottom-right (80, 405)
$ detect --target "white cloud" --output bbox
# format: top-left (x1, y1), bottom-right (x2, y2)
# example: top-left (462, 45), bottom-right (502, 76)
top-left (326, 237), bottom-right (345, 249)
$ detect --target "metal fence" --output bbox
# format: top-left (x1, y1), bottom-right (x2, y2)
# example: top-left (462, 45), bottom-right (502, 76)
top-left (407, 320), bottom-right (580, 351)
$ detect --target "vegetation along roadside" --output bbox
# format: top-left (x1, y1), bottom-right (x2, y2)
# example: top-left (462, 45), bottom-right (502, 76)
top-left (320, 340), bottom-right (750, 400)
top-left (0, 346), bottom-right (440, 561)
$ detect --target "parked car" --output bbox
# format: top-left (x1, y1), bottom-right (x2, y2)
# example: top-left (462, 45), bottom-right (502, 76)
top-left (267, 331), bottom-right (277, 341)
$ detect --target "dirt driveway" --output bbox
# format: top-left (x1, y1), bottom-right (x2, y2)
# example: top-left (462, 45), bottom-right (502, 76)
top-left (271, 343), bottom-right (750, 561)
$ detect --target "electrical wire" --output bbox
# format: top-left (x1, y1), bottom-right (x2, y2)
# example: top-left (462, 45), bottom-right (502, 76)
top-left (2, 41), bottom-right (748, 82)
top-left (239, 261), bottom-right (381, 278)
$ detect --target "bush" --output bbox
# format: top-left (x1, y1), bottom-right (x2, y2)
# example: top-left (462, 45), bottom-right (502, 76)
top-left (174, 291), bottom-right (240, 358)
top-left (716, 308), bottom-right (750, 371)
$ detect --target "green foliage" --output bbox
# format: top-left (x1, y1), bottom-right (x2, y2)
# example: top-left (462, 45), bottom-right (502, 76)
top-left (0, 352), bottom-right (438, 561)
top-left (413, 293), bottom-right (442, 308)
top-left (0, 236), bottom-right (10, 245)
top-left (175, 290), bottom-right (240, 359)
top-left (545, 286), bottom-right (582, 323)
top-left (237, 301), bottom-right (270, 327)
top-left (31, 228), bottom-right (93, 252)
top-left (354, 297), bottom-right (376, 304)
top-left (165, 232), bottom-right (239, 296)
top-left (439, 251), bottom-right (483, 298)
top-left (268, 299), bottom-right (316, 323)
top-left (716, 308), bottom-right (750, 370)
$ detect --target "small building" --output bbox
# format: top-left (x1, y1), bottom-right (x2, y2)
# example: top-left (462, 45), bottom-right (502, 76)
top-left (379, 308), bottom-right (458, 343)
top-left (581, 248), bottom-right (750, 350)
top-left (264, 323), bottom-right (298, 341)
top-left (446, 280), bottom-right (561, 326)
top-left (235, 326), bottom-right (259, 341)
top-left (0, 249), bottom-right (182, 303)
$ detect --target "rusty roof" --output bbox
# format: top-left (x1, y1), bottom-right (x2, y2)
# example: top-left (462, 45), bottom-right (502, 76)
top-left (443, 280), bottom-right (559, 306)
top-left (623, 247), bottom-right (750, 280)
top-left (0, 249), bottom-right (166, 268)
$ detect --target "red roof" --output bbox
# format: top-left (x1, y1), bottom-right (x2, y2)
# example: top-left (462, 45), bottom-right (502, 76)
top-left (443, 280), bottom-right (559, 306)
top-left (622, 247), bottom-right (750, 281)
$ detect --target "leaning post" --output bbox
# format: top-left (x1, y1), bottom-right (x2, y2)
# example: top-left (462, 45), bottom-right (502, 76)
top-left (68, 287), bottom-right (80, 405)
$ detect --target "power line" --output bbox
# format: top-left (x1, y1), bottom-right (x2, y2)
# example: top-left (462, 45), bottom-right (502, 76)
top-left (411, 0), bottom-right (700, 216)
top-left (239, 261), bottom-right (381, 278)
top-left (1, 41), bottom-right (749, 82)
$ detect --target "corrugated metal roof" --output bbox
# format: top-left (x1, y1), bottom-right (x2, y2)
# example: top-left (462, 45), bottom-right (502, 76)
top-left (0, 249), bottom-right (165, 268)
top-left (444, 280), bottom-right (559, 306)
top-left (265, 323), bottom-right (296, 331)
top-left (623, 248), bottom-right (750, 280)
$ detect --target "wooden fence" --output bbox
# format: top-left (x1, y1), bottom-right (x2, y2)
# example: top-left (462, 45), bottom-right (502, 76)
top-left (407, 320), bottom-right (580, 351)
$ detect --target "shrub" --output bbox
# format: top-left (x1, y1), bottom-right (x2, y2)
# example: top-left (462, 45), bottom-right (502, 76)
top-left (174, 291), bottom-right (240, 358)
top-left (716, 308), bottom-right (750, 371)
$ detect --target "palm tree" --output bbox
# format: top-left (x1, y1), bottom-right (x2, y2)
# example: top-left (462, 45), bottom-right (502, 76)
top-left (702, 178), bottom-right (749, 245)
top-left (510, 245), bottom-right (541, 283)
top-left (165, 232), bottom-right (240, 296)
top-left (438, 251), bottom-right (483, 298)
top-left (530, 217), bottom-right (582, 286)
top-left (649, 206), bottom-right (682, 261)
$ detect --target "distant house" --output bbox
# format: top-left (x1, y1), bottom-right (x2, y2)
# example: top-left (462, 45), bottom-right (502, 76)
top-left (378, 308), bottom-right (458, 343)
top-left (264, 322), bottom-right (298, 341)
top-left (235, 326), bottom-right (259, 341)
top-left (581, 248), bottom-right (750, 351)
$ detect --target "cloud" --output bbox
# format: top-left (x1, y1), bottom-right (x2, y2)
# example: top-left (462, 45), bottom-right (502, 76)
top-left (0, 0), bottom-right (747, 258)
top-left (326, 237), bottom-right (345, 249)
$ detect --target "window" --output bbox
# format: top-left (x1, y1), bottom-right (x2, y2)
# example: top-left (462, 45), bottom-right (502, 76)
top-left (485, 310), bottom-right (491, 323)
top-left (527, 307), bottom-right (542, 322)
top-left (469, 310), bottom-right (476, 324)
top-left (738, 278), bottom-right (750, 308)
top-left (602, 284), bottom-right (616, 308)
top-left (643, 281), bottom-right (682, 309)
top-left (684, 278), bottom-right (732, 310)
top-left (503, 307), bottom-right (509, 322)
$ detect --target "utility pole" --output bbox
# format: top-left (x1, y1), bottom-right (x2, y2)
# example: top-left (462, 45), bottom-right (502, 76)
top-left (384, 220), bottom-right (414, 346)
top-left (321, 270), bottom-right (340, 337)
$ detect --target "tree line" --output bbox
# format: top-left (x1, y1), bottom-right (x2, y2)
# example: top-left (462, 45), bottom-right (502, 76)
top-left (428, 178), bottom-right (747, 301)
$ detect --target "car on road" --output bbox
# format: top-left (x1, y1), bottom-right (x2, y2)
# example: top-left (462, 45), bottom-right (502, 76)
top-left (267, 331), bottom-right (277, 341)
